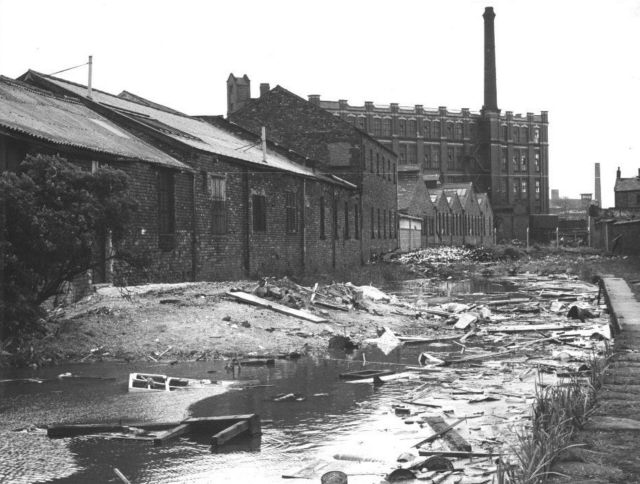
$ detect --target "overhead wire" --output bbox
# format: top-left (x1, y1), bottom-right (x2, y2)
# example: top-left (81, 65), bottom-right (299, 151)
top-left (48, 62), bottom-right (89, 76)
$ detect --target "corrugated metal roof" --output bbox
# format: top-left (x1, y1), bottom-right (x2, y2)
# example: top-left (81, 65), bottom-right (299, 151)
top-left (0, 76), bottom-right (188, 170)
top-left (31, 72), bottom-right (320, 178)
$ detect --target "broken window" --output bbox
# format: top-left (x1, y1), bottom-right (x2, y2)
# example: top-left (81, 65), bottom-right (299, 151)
top-left (534, 151), bottom-right (540, 172)
top-left (252, 194), bottom-right (267, 232)
top-left (158, 170), bottom-right (175, 251)
top-left (521, 179), bottom-right (528, 196)
top-left (521, 154), bottom-right (528, 172)
top-left (535, 180), bottom-right (541, 200)
top-left (285, 192), bottom-right (298, 233)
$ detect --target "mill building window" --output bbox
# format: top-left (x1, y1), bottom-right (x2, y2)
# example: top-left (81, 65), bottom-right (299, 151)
top-left (206, 173), bottom-right (227, 235)
top-left (423, 120), bottom-right (431, 139)
top-left (501, 125), bottom-right (508, 141)
top-left (501, 148), bottom-right (508, 172)
top-left (446, 122), bottom-right (453, 139)
top-left (382, 118), bottom-right (392, 136)
top-left (535, 181), bottom-right (541, 200)
top-left (434, 121), bottom-right (441, 138)
top-left (398, 119), bottom-right (406, 137)
top-left (373, 118), bottom-right (382, 136)
top-left (285, 191), bottom-right (298, 233)
top-left (408, 120), bottom-right (416, 137)
top-left (455, 123), bottom-right (463, 140)
top-left (534, 152), bottom-right (540, 172)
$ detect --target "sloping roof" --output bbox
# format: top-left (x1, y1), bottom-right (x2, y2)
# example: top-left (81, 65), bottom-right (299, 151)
top-left (0, 76), bottom-right (187, 170)
top-left (397, 178), bottom-right (418, 211)
top-left (234, 85), bottom-right (397, 157)
top-left (23, 71), bottom-right (323, 179)
top-left (615, 177), bottom-right (640, 192)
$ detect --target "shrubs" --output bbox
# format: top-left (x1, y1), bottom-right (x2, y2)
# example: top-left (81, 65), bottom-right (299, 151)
top-left (0, 154), bottom-right (138, 339)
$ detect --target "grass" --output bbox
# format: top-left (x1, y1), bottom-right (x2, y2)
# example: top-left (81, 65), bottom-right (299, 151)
top-left (505, 347), bottom-right (610, 483)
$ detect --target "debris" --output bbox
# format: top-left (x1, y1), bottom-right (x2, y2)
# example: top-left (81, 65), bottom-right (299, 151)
top-left (128, 372), bottom-right (213, 392)
top-left (413, 416), bottom-right (471, 451)
top-left (339, 369), bottom-right (394, 381)
top-left (328, 335), bottom-right (358, 352)
top-left (417, 450), bottom-right (498, 458)
top-left (418, 352), bottom-right (445, 366)
top-left (272, 393), bottom-right (306, 402)
top-left (367, 327), bottom-right (402, 355)
top-left (113, 468), bottom-right (131, 484)
top-left (385, 468), bottom-right (416, 482)
top-left (226, 291), bottom-right (327, 323)
top-left (453, 313), bottom-right (477, 330)
top-left (486, 324), bottom-right (579, 333)
top-left (567, 305), bottom-right (596, 321)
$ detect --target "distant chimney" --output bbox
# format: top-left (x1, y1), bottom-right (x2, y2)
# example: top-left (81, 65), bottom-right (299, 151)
top-left (226, 73), bottom-right (251, 117)
top-left (482, 7), bottom-right (498, 112)
top-left (637, 168), bottom-right (640, 178)
top-left (259, 83), bottom-right (270, 97)
top-left (308, 94), bottom-right (320, 105)
top-left (594, 163), bottom-right (601, 206)
top-left (617, 166), bottom-right (621, 179)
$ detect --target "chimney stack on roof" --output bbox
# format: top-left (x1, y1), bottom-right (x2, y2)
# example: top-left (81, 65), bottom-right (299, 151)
top-left (617, 166), bottom-right (621, 179)
top-left (482, 6), bottom-right (498, 113)
top-left (259, 83), bottom-right (270, 97)
top-left (308, 94), bottom-right (320, 105)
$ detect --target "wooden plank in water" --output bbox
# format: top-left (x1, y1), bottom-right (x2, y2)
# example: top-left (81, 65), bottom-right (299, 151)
top-left (339, 369), bottom-right (394, 380)
top-left (211, 420), bottom-right (249, 447)
top-left (153, 423), bottom-right (192, 446)
top-left (419, 416), bottom-right (471, 452)
top-left (226, 291), bottom-right (327, 323)
top-left (48, 424), bottom-right (126, 438)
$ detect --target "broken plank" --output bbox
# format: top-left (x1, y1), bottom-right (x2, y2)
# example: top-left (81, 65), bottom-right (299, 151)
top-left (398, 335), bottom-right (460, 344)
top-left (482, 298), bottom-right (530, 306)
top-left (420, 308), bottom-right (452, 318)
top-left (153, 423), bottom-right (192, 446)
top-left (312, 300), bottom-right (350, 311)
top-left (413, 416), bottom-right (471, 451)
top-left (211, 420), bottom-right (250, 447)
top-left (225, 291), bottom-right (327, 323)
top-left (417, 450), bottom-right (498, 458)
top-left (487, 324), bottom-right (580, 333)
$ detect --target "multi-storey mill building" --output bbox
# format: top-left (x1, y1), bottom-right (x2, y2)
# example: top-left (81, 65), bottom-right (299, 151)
top-left (309, 7), bottom-right (549, 241)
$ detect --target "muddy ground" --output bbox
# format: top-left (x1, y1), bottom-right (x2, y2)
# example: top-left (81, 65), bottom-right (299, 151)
top-left (2, 245), bottom-right (639, 369)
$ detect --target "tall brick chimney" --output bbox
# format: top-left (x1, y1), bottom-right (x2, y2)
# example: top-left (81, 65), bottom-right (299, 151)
top-left (483, 7), bottom-right (498, 112)
top-left (594, 162), bottom-right (601, 206)
top-left (227, 73), bottom-right (251, 116)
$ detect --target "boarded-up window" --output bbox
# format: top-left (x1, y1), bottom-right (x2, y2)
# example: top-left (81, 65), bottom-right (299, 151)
top-left (252, 194), bottom-right (267, 232)
top-left (285, 192), bottom-right (298, 233)
top-left (319, 196), bottom-right (326, 239)
top-left (207, 173), bottom-right (227, 235)
top-left (158, 170), bottom-right (175, 251)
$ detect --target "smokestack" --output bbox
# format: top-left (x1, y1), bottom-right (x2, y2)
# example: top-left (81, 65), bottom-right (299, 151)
top-left (483, 7), bottom-right (498, 112)
top-left (259, 83), bottom-right (270, 97)
top-left (594, 163), bottom-right (601, 206)
top-left (617, 167), bottom-right (621, 179)
top-left (87, 55), bottom-right (93, 99)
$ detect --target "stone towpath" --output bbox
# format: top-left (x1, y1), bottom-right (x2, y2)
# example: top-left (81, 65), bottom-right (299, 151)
top-left (552, 277), bottom-right (640, 483)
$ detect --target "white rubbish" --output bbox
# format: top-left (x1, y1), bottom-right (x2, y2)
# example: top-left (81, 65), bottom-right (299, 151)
top-left (453, 313), bottom-right (478, 330)
top-left (346, 283), bottom-right (391, 302)
top-left (375, 327), bottom-right (403, 355)
top-left (549, 301), bottom-right (565, 313)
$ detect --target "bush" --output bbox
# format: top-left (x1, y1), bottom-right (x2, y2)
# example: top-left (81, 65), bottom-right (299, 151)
top-left (1, 154), bottom-right (138, 338)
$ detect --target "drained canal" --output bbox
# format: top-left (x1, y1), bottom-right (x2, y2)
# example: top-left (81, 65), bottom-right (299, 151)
top-left (0, 275), bottom-right (609, 483)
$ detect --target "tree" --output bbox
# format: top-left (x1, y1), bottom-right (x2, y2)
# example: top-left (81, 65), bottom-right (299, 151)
top-left (0, 154), bottom-right (138, 339)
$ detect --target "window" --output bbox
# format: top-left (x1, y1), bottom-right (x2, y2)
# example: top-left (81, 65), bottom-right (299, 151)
top-left (377, 208), bottom-right (381, 238)
top-left (512, 151), bottom-right (519, 172)
top-left (522, 127), bottom-right (528, 143)
top-left (382, 118), bottom-right (392, 136)
top-left (207, 173), bottom-right (227, 235)
top-left (390, 211), bottom-right (394, 238)
top-left (387, 159), bottom-right (391, 180)
top-left (285, 191), bottom-right (298, 233)
top-left (534, 151), bottom-right (540, 172)
top-left (501, 148), bottom-right (508, 172)
top-left (347, 115), bottom-right (355, 125)
top-left (357, 117), bottom-right (366, 131)
top-left (369, 149), bottom-right (374, 173)
top-left (344, 202), bottom-right (349, 239)
top-left (433, 147), bottom-right (440, 168)
top-left (407, 120), bottom-right (417, 137)
top-left (455, 123), bottom-right (463, 139)
top-left (333, 199), bottom-right (339, 239)
top-left (521, 179), bottom-right (528, 196)
top-left (513, 179), bottom-right (519, 197)
top-left (319, 196), bottom-right (325, 239)
top-left (392, 163), bottom-right (396, 184)
top-left (502, 125), bottom-right (508, 141)
top-left (533, 128), bottom-right (540, 143)
top-left (373, 118), bottom-right (382, 136)
top-left (158, 170), bottom-right (175, 250)
top-left (407, 144), bottom-right (417, 165)
top-left (424, 153), bottom-right (430, 169)
top-left (424, 120), bottom-right (431, 138)
top-left (446, 122), bottom-right (454, 139)
top-left (521, 154), bottom-right (528, 172)
top-left (434, 121), bottom-right (441, 138)
top-left (398, 145), bottom-right (407, 165)
top-left (535, 180), bottom-right (541, 200)
top-left (398, 119), bottom-right (406, 137)
top-left (354, 205), bottom-right (360, 239)
top-left (383, 210), bottom-right (387, 239)
top-left (371, 207), bottom-right (375, 238)
top-left (252, 194), bottom-right (267, 232)
top-left (447, 147), bottom-right (454, 167)
top-left (376, 153), bottom-right (380, 174)
top-left (513, 127), bottom-right (520, 144)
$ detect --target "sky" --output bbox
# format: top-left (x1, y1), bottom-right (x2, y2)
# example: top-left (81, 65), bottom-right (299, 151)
top-left (1, 0), bottom-right (639, 207)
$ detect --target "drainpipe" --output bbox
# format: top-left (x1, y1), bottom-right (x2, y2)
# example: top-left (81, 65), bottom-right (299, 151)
top-left (191, 172), bottom-right (198, 281)
top-left (301, 179), bottom-right (306, 273)
top-left (243, 167), bottom-right (251, 276)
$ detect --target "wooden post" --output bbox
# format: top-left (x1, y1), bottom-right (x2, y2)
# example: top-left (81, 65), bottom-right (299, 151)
top-left (211, 421), bottom-right (249, 447)
top-left (153, 423), bottom-right (192, 446)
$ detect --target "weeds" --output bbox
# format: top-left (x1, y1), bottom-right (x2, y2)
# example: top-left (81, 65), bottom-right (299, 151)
top-left (506, 350), bottom-right (609, 483)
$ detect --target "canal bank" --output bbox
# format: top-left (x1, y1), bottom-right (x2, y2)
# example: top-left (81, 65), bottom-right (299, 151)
top-left (551, 276), bottom-right (640, 483)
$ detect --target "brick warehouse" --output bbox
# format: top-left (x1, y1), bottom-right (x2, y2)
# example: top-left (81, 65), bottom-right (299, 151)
top-left (227, 84), bottom-right (399, 261)
top-left (7, 72), bottom-right (363, 287)
top-left (298, 7), bottom-right (549, 242)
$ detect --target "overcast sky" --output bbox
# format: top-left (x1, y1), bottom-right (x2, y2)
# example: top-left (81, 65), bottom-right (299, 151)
top-left (1, 0), bottom-right (639, 207)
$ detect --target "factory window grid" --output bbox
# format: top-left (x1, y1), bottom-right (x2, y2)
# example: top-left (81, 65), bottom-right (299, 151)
top-left (433, 148), bottom-right (440, 168)
top-left (398, 119), bottom-right (406, 137)
top-left (455, 123), bottom-right (463, 140)
top-left (522, 127), bottom-right (528, 143)
top-left (407, 144), bottom-right (417, 165)
top-left (513, 127), bottom-right (520, 144)
top-left (382, 118), bottom-right (392, 136)
top-left (520, 154), bottom-right (528, 172)
top-left (446, 122), bottom-right (454, 139)
top-left (533, 127), bottom-right (540, 143)
top-left (285, 191), bottom-right (298, 233)
top-left (357, 117), bottom-right (366, 131)
top-left (534, 152), bottom-right (540, 172)
top-left (252, 194), bottom-right (267, 232)
top-left (501, 125), bottom-right (508, 141)
top-left (424, 120), bottom-right (431, 139)
top-left (521, 179), bottom-right (528, 196)
top-left (408, 120), bottom-right (417, 137)
top-left (501, 148), bottom-right (508, 172)
top-left (424, 153), bottom-right (430, 169)
top-left (207, 173), bottom-right (227, 235)
top-left (512, 152), bottom-right (519, 172)
top-left (434, 121), bottom-right (441, 138)
top-left (374, 117), bottom-right (382, 136)
top-left (535, 180), bottom-right (541, 200)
